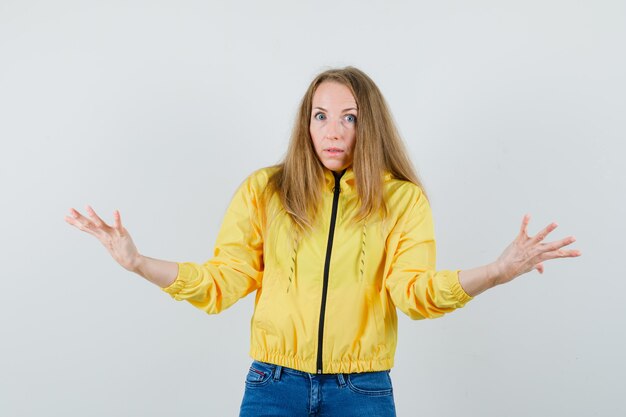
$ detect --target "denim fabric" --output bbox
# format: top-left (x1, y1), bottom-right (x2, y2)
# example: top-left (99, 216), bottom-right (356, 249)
top-left (239, 360), bottom-right (396, 417)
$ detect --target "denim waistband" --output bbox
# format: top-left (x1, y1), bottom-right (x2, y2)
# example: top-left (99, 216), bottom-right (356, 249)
top-left (251, 360), bottom-right (389, 386)
top-left (253, 360), bottom-right (346, 385)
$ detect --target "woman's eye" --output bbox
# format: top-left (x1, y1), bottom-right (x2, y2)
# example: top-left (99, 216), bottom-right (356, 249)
top-left (345, 114), bottom-right (357, 123)
top-left (314, 113), bottom-right (326, 121)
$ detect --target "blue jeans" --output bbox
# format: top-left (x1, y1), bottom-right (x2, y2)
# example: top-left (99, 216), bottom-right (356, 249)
top-left (239, 360), bottom-right (397, 417)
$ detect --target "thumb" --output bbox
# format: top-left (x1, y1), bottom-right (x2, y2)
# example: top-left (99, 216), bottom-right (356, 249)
top-left (535, 262), bottom-right (544, 274)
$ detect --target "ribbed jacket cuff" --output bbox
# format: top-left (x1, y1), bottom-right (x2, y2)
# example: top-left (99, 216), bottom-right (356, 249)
top-left (161, 262), bottom-right (197, 298)
top-left (447, 269), bottom-right (473, 305)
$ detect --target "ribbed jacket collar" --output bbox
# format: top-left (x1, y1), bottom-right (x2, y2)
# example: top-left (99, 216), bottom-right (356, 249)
top-left (323, 167), bottom-right (393, 194)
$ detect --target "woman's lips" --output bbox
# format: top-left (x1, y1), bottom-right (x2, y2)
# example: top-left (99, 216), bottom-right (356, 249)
top-left (324, 148), bottom-right (344, 153)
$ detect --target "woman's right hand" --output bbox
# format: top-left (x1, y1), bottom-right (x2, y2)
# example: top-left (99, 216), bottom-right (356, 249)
top-left (65, 205), bottom-right (142, 272)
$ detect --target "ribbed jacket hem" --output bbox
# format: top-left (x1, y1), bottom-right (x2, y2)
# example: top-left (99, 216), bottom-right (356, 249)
top-left (250, 348), bottom-right (394, 374)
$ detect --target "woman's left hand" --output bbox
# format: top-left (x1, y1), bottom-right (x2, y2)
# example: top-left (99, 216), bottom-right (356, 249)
top-left (493, 214), bottom-right (581, 286)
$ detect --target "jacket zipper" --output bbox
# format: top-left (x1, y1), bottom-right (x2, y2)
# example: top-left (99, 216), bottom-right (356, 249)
top-left (316, 169), bottom-right (344, 374)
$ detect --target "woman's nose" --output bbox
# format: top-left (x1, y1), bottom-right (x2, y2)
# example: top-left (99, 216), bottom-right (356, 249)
top-left (324, 119), bottom-right (342, 139)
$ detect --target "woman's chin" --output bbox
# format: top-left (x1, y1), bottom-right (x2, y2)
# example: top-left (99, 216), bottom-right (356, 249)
top-left (321, 159), bottom-right (351, 172)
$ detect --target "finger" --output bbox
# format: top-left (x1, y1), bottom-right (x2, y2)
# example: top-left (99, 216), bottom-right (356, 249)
top-left (535, 262), bottom-right (544, 274)
top-left (113, 210), bottom-right (124, 234)
top-left (69, 208), bottom-right (105, 236)
top-left (538, 236), bottom-right (576, 253)
top-left (539, 248), bottom-right (582, 262)
top-left (519, 214), bottom-right (531, 238)
top-left (85, 205), bottom-right (111, 229)
top-left (65, 213), bottom-right (98, 237)
top-left (530, 222), bottom-right (559, 244)
top-left (68, 208), bottom-right (94, 226)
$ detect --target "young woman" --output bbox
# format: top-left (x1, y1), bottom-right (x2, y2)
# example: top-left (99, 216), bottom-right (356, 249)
top-left (65, 67), bottom-right (580, 416)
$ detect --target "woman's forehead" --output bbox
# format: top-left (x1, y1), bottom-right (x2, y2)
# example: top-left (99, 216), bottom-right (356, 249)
top-left (312, 81), bottom-right (357, 110)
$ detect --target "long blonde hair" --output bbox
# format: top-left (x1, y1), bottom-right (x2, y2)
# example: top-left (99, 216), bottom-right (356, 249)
top-left (267, 66), bottom-right (425, 231)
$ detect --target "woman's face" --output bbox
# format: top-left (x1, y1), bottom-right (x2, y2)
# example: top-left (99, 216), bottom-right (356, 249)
top-left (309, 81), bottom-right (357, 172)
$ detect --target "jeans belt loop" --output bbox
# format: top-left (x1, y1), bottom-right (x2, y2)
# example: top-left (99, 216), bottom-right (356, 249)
top-left (337, 373), bottom-right (346, 387)
top-left (273, 365), bottom-right (283, 381)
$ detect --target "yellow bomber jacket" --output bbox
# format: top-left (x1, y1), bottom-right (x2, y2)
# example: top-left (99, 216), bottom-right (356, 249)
top-left (162, 166), bottom-right (472, 374)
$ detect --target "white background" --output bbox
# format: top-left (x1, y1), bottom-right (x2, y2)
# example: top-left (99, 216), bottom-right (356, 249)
top-left (1, 1), bottom-right (624, 416)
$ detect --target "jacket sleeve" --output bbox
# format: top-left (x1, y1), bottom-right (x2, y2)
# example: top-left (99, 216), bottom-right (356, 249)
top-left (161, 173), bottom-right (264, 314)
top-left (384, 188), bottom-right (472, 320)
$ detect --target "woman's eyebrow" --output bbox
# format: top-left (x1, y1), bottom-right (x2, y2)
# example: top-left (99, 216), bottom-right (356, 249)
top-left (313, 106), bottom-right (358, 112)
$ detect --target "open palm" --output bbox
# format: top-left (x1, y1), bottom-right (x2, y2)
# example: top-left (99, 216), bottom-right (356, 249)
top-left (65, 205), bottom-right (141, 272)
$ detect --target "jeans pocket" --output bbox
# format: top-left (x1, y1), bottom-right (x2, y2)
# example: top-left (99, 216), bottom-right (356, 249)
top-left (347, 370), bottom-right (393, 396)
top-left (244, 361), bottom-right (273, 387)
